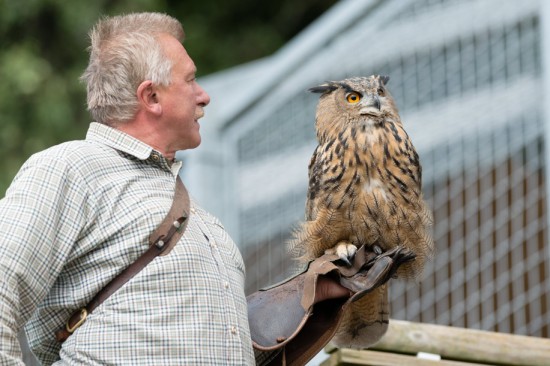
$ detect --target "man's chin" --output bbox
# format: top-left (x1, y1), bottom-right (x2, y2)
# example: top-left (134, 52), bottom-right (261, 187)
top-left (184, 136), bottom-right (201, 150)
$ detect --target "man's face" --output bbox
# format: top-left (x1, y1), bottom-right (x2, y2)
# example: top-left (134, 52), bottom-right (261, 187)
top-left (156, 34), bottom-right (210, 151)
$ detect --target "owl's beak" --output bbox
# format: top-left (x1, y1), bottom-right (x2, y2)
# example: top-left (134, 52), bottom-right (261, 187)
top-left (365, 95), bottom-right (381, 110)
top-left (360, 95), bottom-right (381, 115)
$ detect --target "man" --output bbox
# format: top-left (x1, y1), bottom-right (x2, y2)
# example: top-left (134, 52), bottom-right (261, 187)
top-left (0, 12), bottom-right (353, 365)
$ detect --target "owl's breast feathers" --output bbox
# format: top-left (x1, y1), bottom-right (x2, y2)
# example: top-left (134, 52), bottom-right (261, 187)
top-left (308, 113), bottom-right (422, 218)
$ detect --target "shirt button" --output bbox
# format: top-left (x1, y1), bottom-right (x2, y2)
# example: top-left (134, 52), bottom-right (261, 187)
top-left (230, 326), bottom-right (237, 335)
top-left (224, 282), bottom-right (229, 289)
top-left (151, 154), bottom-right (160, 161)
top-left (190, 207), bottom-right (196, 214)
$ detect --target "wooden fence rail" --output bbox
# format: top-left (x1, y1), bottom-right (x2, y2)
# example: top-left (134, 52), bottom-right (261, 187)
top-left (322, 320), bottom-right (550, 366)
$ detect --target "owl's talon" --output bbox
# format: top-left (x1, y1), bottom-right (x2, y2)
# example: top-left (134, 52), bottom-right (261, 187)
top-left (338, 256), bottom-right (352, 266)
top-left (325, 241), bottom-right (357, 267)
top-left (372, 244), bottom-right (383, 255)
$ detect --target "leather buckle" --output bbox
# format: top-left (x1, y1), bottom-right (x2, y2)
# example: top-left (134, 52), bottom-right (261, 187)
top-left (66, 308), bottom-right (88, 333)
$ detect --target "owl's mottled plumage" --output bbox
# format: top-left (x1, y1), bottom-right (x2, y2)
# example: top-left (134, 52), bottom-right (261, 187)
top-left (290, 75), bottom-right (434, 348)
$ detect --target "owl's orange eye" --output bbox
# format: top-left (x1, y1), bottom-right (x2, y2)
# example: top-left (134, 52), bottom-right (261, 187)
top-left (346, 92), bottom-right (361, 104)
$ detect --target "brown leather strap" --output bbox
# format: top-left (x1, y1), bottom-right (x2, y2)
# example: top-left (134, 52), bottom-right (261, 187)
top-left (148, 177), bottom-right (190, 256)
top-left (55, 176), bottom-right (190, 343)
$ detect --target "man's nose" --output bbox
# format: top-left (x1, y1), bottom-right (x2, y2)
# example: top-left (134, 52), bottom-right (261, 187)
top-left (197, 83), bottom-right (210, 107)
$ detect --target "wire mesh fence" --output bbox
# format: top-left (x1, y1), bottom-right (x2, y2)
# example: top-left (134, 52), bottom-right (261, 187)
top-left (230, 0), bottom-right (550, 338)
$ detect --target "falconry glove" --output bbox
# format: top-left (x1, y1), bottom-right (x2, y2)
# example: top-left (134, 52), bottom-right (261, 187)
top-left (247, 244), bottom-right (415, 366)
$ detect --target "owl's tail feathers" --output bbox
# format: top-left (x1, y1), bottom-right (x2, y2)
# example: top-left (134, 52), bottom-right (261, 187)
top-left (332, 286), bottom-right (389, 349)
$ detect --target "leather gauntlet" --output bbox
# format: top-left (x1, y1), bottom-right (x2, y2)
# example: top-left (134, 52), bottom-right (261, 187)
top-left (247, 245), bottom-right (414, 366)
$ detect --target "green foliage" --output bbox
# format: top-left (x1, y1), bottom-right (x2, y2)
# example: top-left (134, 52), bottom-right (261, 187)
top-left (0, 0), bottom-right (336, 196)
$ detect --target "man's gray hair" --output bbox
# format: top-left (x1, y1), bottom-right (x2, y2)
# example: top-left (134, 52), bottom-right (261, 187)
top-left (81, 13), bottom-right (185, 125)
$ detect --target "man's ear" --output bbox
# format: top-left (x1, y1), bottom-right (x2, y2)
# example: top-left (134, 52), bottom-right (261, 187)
top-left (137, 80), bottom-right (162, 115)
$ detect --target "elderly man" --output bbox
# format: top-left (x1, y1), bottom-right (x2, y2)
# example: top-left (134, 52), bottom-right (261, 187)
top-left (0, 12), bottom-right (369, 365)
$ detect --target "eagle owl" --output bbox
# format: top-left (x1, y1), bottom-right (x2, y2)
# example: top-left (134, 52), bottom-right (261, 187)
top-left (290, 75), bottom-right (434, 348)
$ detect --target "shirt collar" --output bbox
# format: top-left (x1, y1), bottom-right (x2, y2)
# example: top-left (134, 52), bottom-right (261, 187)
top-left (86, 122), bottom-right (183, 177)
top-left (86, 122), bottom-right (153, 160)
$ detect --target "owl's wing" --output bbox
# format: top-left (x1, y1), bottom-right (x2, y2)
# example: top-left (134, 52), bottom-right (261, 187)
top-left (305, 145), bottom-right (322, 221)
top-left (389, 122), bottom-right (423, 195)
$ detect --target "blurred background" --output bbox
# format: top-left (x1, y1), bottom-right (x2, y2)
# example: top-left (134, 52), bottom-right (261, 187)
top-left (3, 0), bottom-right (550, 364)
top-left (0, 0), bottom-right (337, 194)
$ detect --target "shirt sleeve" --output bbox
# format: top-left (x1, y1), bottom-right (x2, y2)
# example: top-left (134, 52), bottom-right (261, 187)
top-left (0, 154), bottom-right (90, 363)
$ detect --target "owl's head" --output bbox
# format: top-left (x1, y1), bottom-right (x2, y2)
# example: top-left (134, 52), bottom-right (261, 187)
top-left (309, 75), bottom-right (397, 128)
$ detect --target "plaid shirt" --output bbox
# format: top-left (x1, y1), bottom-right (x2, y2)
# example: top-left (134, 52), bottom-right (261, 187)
top-left (0, 123), bottom-right (255, 365)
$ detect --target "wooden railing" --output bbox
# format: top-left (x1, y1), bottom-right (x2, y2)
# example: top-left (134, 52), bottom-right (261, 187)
top-left (322, 320), bottom-right (550, 366)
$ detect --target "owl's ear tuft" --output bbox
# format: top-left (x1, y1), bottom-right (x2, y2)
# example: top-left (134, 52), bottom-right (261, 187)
top-left (308, 82), bottom-right (338, 94)
top-left (379, 75), bottom-right (390, 85)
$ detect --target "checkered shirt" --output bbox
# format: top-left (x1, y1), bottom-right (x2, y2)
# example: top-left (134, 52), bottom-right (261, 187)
top-left (0, 122), bottom-right (255, 365)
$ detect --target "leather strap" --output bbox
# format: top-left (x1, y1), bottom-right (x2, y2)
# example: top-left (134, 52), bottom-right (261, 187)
top-left (148, 177), bottom-right (190, 256)
top-left (55, 176), bottom-right (190, 343)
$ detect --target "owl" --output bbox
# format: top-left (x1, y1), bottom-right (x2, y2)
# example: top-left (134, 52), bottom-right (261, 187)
top-left (290, 75), bottom-right (434, 348)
